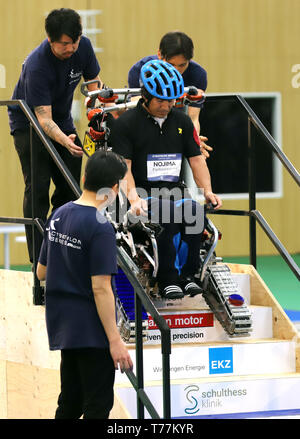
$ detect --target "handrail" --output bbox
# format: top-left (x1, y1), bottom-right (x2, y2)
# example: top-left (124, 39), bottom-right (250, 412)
top-left (1, 94), bottom-right (299, 419)
top-left (0, 99), bottom-right (82, 304)
top-left (0, 98), bottom-right (170, 419)
top-left (204, 94), bottom-right (300, 187)
top-left (0, 217), bottom-right (44, 237)
top-left (117, 249), bottom-right (171, 419)
top-left (210, 208), bottom-right (300, 281)
top-left (205, 94), bottom-right (299, 280)
top-left (236, 95), bottom-right (300, 187)
top-left (0, 100), bottom-right (81, 197)
top-left (251, 210), bottom-right (300, 281)
top-left (125, 370), bottom-right (160, 419)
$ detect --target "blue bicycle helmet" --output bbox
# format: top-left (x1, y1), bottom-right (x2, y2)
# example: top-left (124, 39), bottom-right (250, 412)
top-left (139, 60), bottom-right (184, 100)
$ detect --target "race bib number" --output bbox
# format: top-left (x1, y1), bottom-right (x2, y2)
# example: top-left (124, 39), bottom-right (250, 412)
top-left (147, 153), bottom-right (182, 182)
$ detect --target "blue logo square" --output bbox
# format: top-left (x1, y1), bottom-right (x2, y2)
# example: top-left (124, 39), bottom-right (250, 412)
top-left (209, 347), bottom-right (233, 374)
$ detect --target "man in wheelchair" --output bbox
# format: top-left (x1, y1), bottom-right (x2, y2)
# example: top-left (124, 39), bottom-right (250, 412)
top-left (111, 60), bottom-right (222, 300)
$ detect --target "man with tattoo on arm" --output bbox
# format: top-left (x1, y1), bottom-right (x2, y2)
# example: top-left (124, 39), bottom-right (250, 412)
top-left (8, 8), bottom-right (103, 262)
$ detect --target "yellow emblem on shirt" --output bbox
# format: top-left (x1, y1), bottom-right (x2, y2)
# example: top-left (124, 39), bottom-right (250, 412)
top-left (178, 128), bottom-right (183, 134)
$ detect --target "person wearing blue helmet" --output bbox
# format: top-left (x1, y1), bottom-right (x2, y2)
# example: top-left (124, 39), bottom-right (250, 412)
top-left (140, 58), bottom-right (184, 100)
top-left (128, 31), bottom-right (212, 158)
top-left (111, 60), bottom-right (222, 300)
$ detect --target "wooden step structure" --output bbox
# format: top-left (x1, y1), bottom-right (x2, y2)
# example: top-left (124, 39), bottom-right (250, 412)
top-left (0, 264), bottom-right (299, 419)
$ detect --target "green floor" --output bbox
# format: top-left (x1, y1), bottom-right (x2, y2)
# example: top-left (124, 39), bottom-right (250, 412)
top-left (2, 253), bottom-right (300, 311)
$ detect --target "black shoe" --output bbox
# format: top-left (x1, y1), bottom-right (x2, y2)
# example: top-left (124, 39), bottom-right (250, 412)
top-left (159, 284), bottom-right (184, 300)
top-left (181, 277), bottom-right (203, 297)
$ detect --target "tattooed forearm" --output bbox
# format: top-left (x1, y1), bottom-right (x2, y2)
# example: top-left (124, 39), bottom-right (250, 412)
top-left (43, 119), bottom-right (59, 136)
top-left (34, 104), bottom-right (74, 151)
top-left (34, 106), bottom-right (49, 117)
top-left (34, 105), bottom-right (61, 139)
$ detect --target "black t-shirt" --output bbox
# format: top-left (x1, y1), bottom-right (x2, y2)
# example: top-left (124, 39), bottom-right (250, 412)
top-left (8, 36), bottom-right (100, 134)
top-left (111, 101), bottom-right (202, 195)
top-left (39, 201), bottom-right (118, 350)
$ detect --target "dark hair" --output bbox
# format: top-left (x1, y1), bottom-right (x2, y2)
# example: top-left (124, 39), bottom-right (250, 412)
top-left (83, 150), bottom-right (127, 192)
top-left (140, 85), bottom-right (154, 106)
top-left (159, 31), bottom-right (194, 61)
top-left (45, 8), bottom-right (82, 42)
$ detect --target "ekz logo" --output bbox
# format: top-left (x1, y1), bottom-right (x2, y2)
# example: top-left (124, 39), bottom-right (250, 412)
top-left (209, 347), bottom-right (233, 375)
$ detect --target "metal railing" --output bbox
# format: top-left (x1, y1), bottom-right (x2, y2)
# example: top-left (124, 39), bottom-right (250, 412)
top-left (204, 94), bottom-right (300, 281)
top-left (0, 99), bottom-right (82, 304)
top-left (0, 99), bottom-right (171, 419)
top-left (1, 93), bottom-right (299, 420)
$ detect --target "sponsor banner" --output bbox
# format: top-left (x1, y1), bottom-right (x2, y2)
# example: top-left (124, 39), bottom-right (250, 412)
top-left (115, 340), bottom-right (295, 384)
top-left (209, 347), bottom-right (233, 374)
top-left (148, 312), bottom-right (213, 330)
top-left (116, 376), bottom-right (300, 418)
top-left (145, 311), bottom-right (214, 345)
top-left (144, 305), bottom-right (273, 345)
top-left (146, 327), bottom-right (218, 345)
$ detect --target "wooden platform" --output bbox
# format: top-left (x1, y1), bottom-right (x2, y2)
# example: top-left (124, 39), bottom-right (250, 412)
top-left (0, 265), bottom-right (299, 419)
top-left (0, 269), bottom-right (128, 419)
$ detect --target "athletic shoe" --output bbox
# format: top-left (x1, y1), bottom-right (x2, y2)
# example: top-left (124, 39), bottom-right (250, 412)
top-left (159, 284), bottom-right (184, 300)
top-left (181, 277), bottom-right (203, 297)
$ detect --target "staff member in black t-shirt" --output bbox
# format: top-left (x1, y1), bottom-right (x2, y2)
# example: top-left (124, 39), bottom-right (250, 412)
top-left (128, 31), bottom-right (212, 158)
top-left (111, 60), bottom-right (222, 300)
top-left (37, 150), bottom-right (133, 419)
top-left (8, 8), bottom-right (103, 263)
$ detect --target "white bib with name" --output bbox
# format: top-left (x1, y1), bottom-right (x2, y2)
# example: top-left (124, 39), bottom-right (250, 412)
top-left (147, 153), bottom-right (182, 182)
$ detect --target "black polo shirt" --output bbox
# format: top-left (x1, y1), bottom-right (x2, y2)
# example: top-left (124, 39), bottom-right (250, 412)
top-left (111, 100), bottom-right (202, 194)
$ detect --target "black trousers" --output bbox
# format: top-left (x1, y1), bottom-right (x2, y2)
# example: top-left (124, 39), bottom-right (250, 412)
top-left (55, 348), bottom-right (115, 419)
top-left (146, 197), bottom-right (205, 285)
top-left (13, 128), bottom-right (82, 262)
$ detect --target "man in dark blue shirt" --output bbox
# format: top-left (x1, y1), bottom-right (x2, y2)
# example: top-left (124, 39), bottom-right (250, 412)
top-left (37, 149), bottom-right (133, 419)
top-left (8, 8), bottom-right (103, 262)
top-left (128, 31), bottom-right (212, 158)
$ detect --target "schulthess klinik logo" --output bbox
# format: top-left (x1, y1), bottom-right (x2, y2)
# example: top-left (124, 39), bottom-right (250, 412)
top-left (184, 385), bottom-right (200, 415)
top-left (209, 347), bottom-right (233, 375)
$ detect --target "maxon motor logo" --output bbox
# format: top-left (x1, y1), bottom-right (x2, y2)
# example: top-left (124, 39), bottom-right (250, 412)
top-left (147, 312), bottom-right (213, 343)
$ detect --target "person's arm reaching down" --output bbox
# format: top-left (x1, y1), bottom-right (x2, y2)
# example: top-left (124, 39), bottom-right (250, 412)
top-left (189, 154), bottom-right (222, 209)
top-left (36, 262), bottom-right (47, 281)
top-left (34, 105), bottom-right (83, 157)
top-left (92, 274), bottom-right (133, 373)
top-left (188, 106), bottom-right (212, 158)
top-left (120, 159), bottom-right (148, 216)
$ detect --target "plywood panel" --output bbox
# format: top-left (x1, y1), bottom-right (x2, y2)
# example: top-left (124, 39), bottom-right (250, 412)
top-left (110, 392), bottom-right (132, 419)
top-left (6, 361), bottom-right (59, 419)
top-left (0, 360), bottom-right (7, 419)
top-left (0, 269), bottom-right (60, 369)
top-left (6, 361), bottom-right (130, 419)
top-left (227, 262), bottom-right (300, 371)
top-left (0, 268), bottom-right (131, 418)
top-left (0, 265), bottom-right (298, 417)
